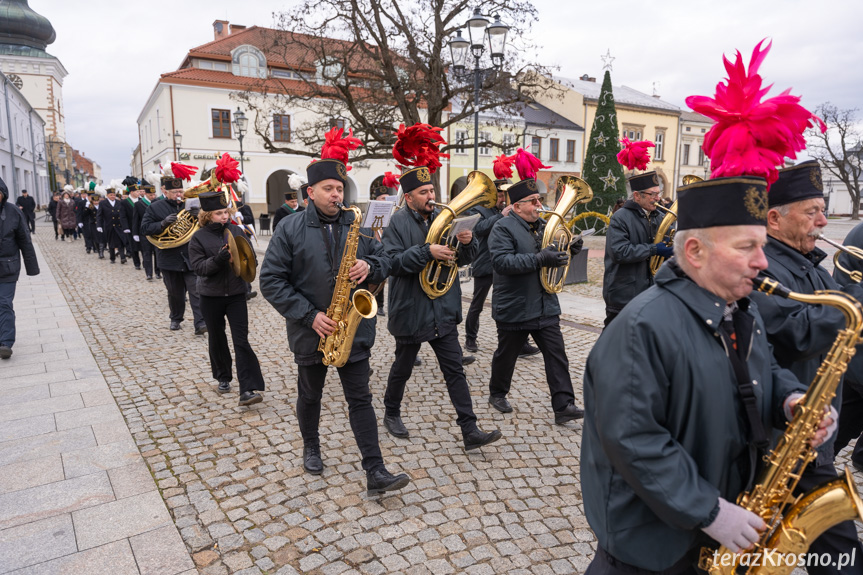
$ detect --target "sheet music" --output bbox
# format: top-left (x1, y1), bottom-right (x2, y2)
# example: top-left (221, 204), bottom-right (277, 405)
top-left (362, 200), bottom-right (395, 231)
top-left (449, 213), bottom-right (481, 236)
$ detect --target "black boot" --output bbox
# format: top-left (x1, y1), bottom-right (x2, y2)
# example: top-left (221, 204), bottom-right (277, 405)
top-left (383, 415), bottom-right (409, 438)
top-left (303, 445), bottom-right (323, 475)
top-left (366, 468), bottom-right (410, 495)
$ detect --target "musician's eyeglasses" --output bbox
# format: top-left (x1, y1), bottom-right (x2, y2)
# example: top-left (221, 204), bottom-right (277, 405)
top-left (516, 198), bottom-right (543, 206)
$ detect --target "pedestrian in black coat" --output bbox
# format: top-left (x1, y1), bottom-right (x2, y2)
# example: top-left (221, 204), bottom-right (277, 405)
top-left (14, 190), bottom-right (36, 233)
top-left (96, 189), bottom-right (129, 263)
top-left (133, 186), bottom-right (160, 280)
top-left (47, 192), bottom-right (59, 239)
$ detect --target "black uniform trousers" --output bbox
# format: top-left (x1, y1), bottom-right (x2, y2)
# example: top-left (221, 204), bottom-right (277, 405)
top-left (161, 269), bottom-right (204, 328)
top-left (489, 318), bottom-right (575, 412)
top-left (794, 460), bottom-right (863, 575)
top-left (585, 546), bottom-right (700, 575)
top-left (297, 358), bottom-right (384, 473)
top-left (384, 329), bottom-right (478, 433)
top-left (199, 294), bottom-right (264, 393)
top-left (105, 230), bottom-right (127, 262)
top-left (81, 222), bottom-right (96, 252)
top-left (127, 236), bottom-right (141, 268)
top-left (465, 274), bottom-right (493, 342)
top-left (834, 379), bottom-right (863, 467)
top-left (141, 240), bottom-right (159, 278)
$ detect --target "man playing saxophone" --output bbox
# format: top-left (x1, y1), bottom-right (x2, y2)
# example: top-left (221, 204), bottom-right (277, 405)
top-left (260, 128), bottom-right (409, 496)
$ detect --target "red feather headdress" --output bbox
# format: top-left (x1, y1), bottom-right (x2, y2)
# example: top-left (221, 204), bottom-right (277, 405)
top-left (214, 153), bottom-right (242, 184)
top-left (514, 148), bottom-right (551, 181)
top-left (320, 127), bottom-right (363, 170)
top-left (493, 153), bottom-right (515, 180)
top-left (616, 138), bottom-right (655, 171)
top-left (392, 123), bottom-right (449, 174)
top-left (382, 171), bottom-right (400, 189)
top-left (169, 162), bottom-right (198, 182)
top-left (685, 39), bottom-right (826, 187)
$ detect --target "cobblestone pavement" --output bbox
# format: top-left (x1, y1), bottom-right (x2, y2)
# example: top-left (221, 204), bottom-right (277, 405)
top-left (33, 218), bottom-right (863, 575)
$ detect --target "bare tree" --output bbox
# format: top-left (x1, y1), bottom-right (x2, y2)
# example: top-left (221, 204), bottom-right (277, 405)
top-left (808, 103), bottom-right (863, 219)
top-left (232, 0), bottom-right (559, 165)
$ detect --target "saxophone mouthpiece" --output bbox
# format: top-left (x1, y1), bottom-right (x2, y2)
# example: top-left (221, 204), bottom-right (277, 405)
top-left (753, 274), bottom-right (791, 298)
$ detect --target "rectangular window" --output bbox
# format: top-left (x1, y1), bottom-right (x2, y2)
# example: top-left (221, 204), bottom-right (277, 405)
top-left (549, 138), bottom-right (559, 162)
top-left (212, 109), bottom-right (231, 138)
top-left (682, 144), bottom-right (690, 166)
top-left (479, 131), bottom-right (491, 155)
top-left (329, 118), bottom-right (346, 130)
top-left (273, 114), bottom-right (291, 142)
top-left (502, 133), bottom-right (515, 154)
top-left (685, 126), bottom-right (691, 132)
top-left (455, 130), bottom-right (468, 154)
top-left (566, 140), bottom-right (576, 163)
top-left (654, 131), bottom-right (664, 160)
top-left (531, 136), bottom-right (542, 159)
top-left (698, 146), bottom-right (705, 167)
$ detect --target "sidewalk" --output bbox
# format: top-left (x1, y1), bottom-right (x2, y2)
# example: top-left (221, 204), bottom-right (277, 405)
top-left (0, 239), bottom-right (195, 575)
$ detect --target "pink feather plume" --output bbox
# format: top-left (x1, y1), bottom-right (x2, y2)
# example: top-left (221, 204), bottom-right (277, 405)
top-left (170, 162), bottom-right (198, 182)
top-left (514, 148), bottom-right (551, 181)
top-left (382, 171), bottom-right (400, 189)
top-left (685, 39), bottom-right (826, 187)
top-left (392, 123), bottom-right (449, 174)
top-left (215, 153), bottom-right (242, 184)
top-left (493, 154), bottom-right (515, 180)
top-left (321, 127), bottom-right (363, 171)
top-left (616, 138), bottom-right (655, 171)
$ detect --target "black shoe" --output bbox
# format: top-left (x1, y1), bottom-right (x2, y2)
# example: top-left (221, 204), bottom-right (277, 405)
top-left (86, 248), bottom-right (91, 254)
top-left (852, 460), bottom-right (863, 474)
top-left (134, 265), bottom-right (141, 270)
top-left (462, 355), bottom-right (475, 366)
top-left (98, 252), bottom-right (104, 259)
top-left (217, 381), bottom-right (231, 394)
top-left (120, 258), bottom-right (127, 265)
top-left (61, 236), bottom-right (65, 241)
top-left (245, 291), bottom-right (258, 301)
top-left (413, 357), bottom-right (422, 367)
top-left (377, 309), bottom-right (386, 317)
top-left (146, 275), bottom-right (153, 281)
top-left (463, 428), bottom-right (503, 451)
top-left (383, 415), bottom-right (410, 439)
top-left (170, 321), bottom-right (181, 331)
top-left (239, 391), bottom-right (263, 406)
top-left (156, 273), bottom-right (162, 279)
top-left (554, 403), bottom-right (585, 425)
top-left (0, 345), bottom-right (11, 360)
top-left (194, 325), bottom-right (208, 336)
top-left (519, 343), bottom-right (541, 357)
top-left (488, 396), bottom-right (513, 413)
top-left (465, 338), bottom-right (479, 352)
top-left (110, 259), bottom-right (116, 264)
top-left (366, 468), bottom-right (409, 496)
top-left (303, 445), bottom-right (323, 475)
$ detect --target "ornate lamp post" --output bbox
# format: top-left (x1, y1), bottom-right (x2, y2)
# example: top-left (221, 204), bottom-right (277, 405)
top-left (449, 9), bottom-right (509, 171)
top-left (173, 130), bottom-right (183, 161)
top-left (232, 108), bottom-right (248, 174)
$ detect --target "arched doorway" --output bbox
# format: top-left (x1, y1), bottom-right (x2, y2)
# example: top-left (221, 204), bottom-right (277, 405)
top-left (266, 169), bottom-right (297, 215)
top-left (369, 175), bottom-right (398, 199)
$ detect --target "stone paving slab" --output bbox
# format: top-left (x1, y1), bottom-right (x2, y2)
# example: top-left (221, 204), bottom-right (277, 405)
top-left (0, 514), bottom-right (77, 574)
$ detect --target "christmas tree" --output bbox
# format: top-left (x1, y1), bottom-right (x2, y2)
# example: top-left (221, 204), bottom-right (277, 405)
top-left (582, 70), bottom-right (627, 214)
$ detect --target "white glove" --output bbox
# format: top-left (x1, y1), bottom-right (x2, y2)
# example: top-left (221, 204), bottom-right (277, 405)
top-left (701, 497), bottom-right (765, 553)
top-left (133, 235), bottom-right (139, 242)
top-left (78, 223), bottom-right (83, 228)
top-left (123, 229), bottom-right (130, 234)
top-left (235, 213), bottom-right (244, 223)
top-left (96, 227), bottom-right (103, 233)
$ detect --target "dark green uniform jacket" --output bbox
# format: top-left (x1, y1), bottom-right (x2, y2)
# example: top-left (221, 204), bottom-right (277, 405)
top-left (749, 236), bottom-right (863, 465)
top-left (259, 203), bottom-right (388, 366)
top-left (382, 206), bottom-right (476, 343)
top-left (581, 262), bottom-right (804, 571)
top-left (469, 205), bottom-right (503, 278)
top-left (602, 200), bottom-right (663, 313)
top-left (489, 214), bottom-right (561, 326)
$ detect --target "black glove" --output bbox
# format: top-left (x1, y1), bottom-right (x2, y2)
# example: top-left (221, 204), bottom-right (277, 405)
top-left (536, 246), bottom-right (569, 268)
top-left (569, 237), bottom-right (584, 255)
top-left (161, 214), bottom-right (178, 228)
top-left (216, 245), bottom-right (231, 262)
top-left (654, 243), bottom-right (674, 258)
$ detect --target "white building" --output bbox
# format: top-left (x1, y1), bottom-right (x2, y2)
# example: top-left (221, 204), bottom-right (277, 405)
top-left (0, 70), bottom-right (47, 205)
top-left (675, 111), bottom-right (713, 186)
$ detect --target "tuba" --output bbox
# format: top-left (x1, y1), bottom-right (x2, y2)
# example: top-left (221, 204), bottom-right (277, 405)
top-left (539, 176), bottom-right (593, 294)
top-left (818, 234), bottom-right (863, 283)
top-left (420, 170), bottom-right (497, 299)
top-left (699, 275), bottom-right (863, 575)
top-left (146, 173), bottom-right (226, 249)
top-left (648, 174), bottom-right (699, 276)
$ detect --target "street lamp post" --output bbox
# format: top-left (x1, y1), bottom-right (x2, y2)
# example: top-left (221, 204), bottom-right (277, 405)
top-left (232, 108), bottom-right (248, 175)
top-left (449, 9), bottom-right (509, 171)
top-left (173, 130), bottom-right (182, 161)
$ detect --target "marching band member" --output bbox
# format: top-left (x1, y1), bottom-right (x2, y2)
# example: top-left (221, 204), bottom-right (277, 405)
top-left (133, 182), bottom-right (161, 281)
top-left (381, 123), bottom-right (501, 451)
top-left (96, 186), bottom-right (129, 263)
top-left (189, 190), bottom-right (265, 405)
top-left (486, 148), bottom-right (583, 423)
top-left (260, 128), bottom-right (409, 495)
top-left (75, 184), bottom-right (99, 255)
top-left (121, 176), bottom-right (142, 270)
top-left (272, 174), bottom-right (305, 230)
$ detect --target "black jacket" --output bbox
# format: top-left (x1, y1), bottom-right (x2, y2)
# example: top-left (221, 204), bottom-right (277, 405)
top-left (260, 203), bottom-right (388, 365)
top-left (382, 206), bottom-right (477, 342)
top-left (121, 199), bottom-right (136, 239)
top-left (189, 223), bottom-right (252, 297)
top-left (15, 195), bottom-right (35, 217)
top-left (96, 199), bottom-right (129, 242)
top-left (489, 214), bottom-right (561, 325)
top-left (0, 196), bottom-right (39, 282)
top-left (272, 203), bottom-right (303, 230)
top-left (47, 198), bottom-right (58, 220)
top-left (602, 200), bottom-right (663, 312)
top-left (140, 198), bottom-right (193, 272)
top-left (469, 205), bottom-right (503, 278)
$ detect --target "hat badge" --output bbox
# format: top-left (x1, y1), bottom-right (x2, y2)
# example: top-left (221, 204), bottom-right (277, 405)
top-left (744, 186), bottom-right (768, 220)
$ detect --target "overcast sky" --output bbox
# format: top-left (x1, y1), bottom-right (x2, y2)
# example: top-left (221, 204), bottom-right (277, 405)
top-left (30, 0), bottom-right (863, 178)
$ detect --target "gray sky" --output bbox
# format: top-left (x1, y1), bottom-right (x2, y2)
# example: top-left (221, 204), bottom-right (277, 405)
top-left (31, 0), bottom-right (863, 179)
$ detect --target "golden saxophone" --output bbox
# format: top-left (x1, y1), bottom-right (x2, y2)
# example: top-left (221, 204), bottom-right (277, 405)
top-left (317, 204), bottom-right (378, 367)
top-left (699, 275), bottom-right (863, 575)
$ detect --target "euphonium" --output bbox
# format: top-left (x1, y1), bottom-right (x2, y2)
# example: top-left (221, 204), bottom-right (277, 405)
top-left (146, 173), bottom-right (229, 249)
top-left (539, 176), bottom-right (593, 294)
top-left (318, 204), bottom-right (378, 367)
top-left (420, 170), bottom-right (497, 299)
top-left (649, 174), bottom-right (699, 276)
top-left (818, 233), bottom-right (863, 283)
top-left (699, 275), bottom-right (863, 575)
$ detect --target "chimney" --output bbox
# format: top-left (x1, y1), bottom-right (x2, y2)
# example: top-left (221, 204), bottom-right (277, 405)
top-left (213, 20), bottom-right (229, 41)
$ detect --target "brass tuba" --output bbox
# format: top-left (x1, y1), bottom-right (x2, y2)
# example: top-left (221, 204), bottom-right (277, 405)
top-left (146, 173), bottom-right (225, 249)
top-left (420, 170), bottom-right (497, 299)
top-left (539, 176), bottom-right (593, 294)
top-left (699, 275), bottom-right (863, 575)
top-left (818, 234), bottom-right (863, 283)
top-left (648, 174), bottom-right (700, 276)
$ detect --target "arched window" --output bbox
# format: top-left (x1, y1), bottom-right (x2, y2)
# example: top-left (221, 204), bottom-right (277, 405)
top-left (231, 45), bottom-right (267, 79)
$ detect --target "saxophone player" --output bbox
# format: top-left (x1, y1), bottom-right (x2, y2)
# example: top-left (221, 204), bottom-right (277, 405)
top-left (260, 128), bottom-right (409, 495)
top-left (748, 161), bottom-right (863, 574)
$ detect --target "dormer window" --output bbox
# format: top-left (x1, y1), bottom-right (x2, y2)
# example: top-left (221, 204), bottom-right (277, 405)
top-left (231, 45), bottom-right (267, 78)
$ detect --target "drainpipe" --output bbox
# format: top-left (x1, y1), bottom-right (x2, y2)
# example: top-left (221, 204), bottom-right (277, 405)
top-left (3, 75), bottom-right (19, 198)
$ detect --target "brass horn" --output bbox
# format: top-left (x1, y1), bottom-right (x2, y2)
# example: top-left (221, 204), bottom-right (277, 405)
top-left (146, 174), bottom-right (230, 249)
top-left (539, 176), bottom-right (593, 293)
top-left (648, 175), bottom-right (701, 276)
top-left (420, 170), bottom-right (498, 299)
top-left (818, 234), bottom-right (863, 283)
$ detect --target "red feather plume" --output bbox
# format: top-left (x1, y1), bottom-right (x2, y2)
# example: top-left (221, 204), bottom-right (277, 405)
top-left (382, 171), bottom-right (400, 189)
top-left (493, 153), bottom-right (515, 180)
top-left (215, 153), bottom-right (242, 184)
top-left (321, 127), bottom-right (363, 171)
top-left (685, 39), bottom-right (826, 187)
top-left (170, 162), bottom-right (198, 182)
top-left (514, 148), bottom-right (551, 181)
top-left (392, 123), bottom-right (449, 174)
top-left (616, 138), bottom-right (655, 171)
